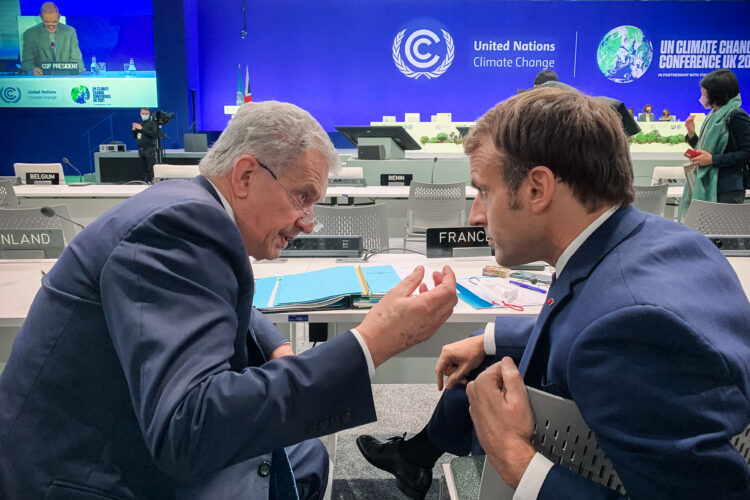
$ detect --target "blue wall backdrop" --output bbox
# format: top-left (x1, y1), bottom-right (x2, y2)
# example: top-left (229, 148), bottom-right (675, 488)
top-left (192, 0), bottom-right (750, 131)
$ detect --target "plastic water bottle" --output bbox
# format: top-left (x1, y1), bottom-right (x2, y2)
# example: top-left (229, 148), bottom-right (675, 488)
top-left (127, 58), bottom-right (136, 72)
top-left (90, 56), bottom-right (97, 74)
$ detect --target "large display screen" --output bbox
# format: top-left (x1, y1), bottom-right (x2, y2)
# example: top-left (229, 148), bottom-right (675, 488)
top-left (195, 1), bottom-right (750, 131)
top-left (0, 0), bottom-right (156, 108)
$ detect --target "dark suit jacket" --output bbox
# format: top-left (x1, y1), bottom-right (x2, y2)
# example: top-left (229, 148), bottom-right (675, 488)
top-left (492, 206), bottom-right (750, 499)
top-left (0, 176), bottom-right (376, 499)
top-left (21, 22), bottom-right (83, 73)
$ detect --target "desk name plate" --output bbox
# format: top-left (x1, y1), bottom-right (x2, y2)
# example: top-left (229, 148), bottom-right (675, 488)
top-left (426, 226), bottom-right (491, 258)
top-left (380, 174), bottom-right (413, 186)
top-left (0, 228), bottom-right (65, 258)
top-left (25, 172), bottom-right (60, 185)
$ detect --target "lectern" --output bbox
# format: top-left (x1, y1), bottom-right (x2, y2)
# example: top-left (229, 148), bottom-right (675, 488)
top-left (335, 126), bottom-right (421, 160)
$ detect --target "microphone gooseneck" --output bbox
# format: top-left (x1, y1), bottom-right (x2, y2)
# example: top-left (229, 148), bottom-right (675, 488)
top-left (62, 157), bottom-right (84, 182)
top-left (40, 206), bottom-right (85, 229)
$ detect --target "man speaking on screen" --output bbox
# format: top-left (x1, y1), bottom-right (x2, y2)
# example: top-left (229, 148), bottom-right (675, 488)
top-left (21, 2), bottom-right (84, 76)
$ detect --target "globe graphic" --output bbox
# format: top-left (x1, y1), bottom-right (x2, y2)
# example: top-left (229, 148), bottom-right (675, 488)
top-left (70, 85), bottom-right (90, 104)
top-left (597, 26), bottom-right (653, 83)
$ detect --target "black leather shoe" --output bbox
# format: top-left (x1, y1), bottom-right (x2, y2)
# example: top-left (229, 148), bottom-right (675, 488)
top-left (356, 434), bottom-right (432, 499)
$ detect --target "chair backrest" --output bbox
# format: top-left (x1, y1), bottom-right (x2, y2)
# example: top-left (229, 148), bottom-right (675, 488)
top-left (407, 182), bottom-right (466, 233)
top-left (633, 184), bottom-right (668, 216)
top-left (477, 386), bottom-right (625, 500)
top-left (13, 163), bottom-right (66, 185)
top-left (732, 424), bottom-right (750, 466)
top-left (476, 388), bottom-right (750, 500)
top-left (683, 200), bottom-right (750, 234)
top-left (651, 166), bottom-right (686, 187)
top-left (313, 203), bottom-right (388, 251)
top-left (153, 164), bottom-right (200, 180)
top-left (0, 179), bottom-right (19, 208)
top-left (0, 204), bottom-right (79, 258)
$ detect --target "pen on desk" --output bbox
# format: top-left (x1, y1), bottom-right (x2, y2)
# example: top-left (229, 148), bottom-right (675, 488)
top-left (509, 280), bottom-right (547, 294)
top-left (40, 270), bottom-right (46, 276)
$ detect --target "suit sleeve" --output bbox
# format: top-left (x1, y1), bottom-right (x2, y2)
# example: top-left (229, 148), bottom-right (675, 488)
top-left (713, 111), bottom-right (750, 170)
top-left (492, 316), bottom-right (535, 364)
top-left (99, 202), bottom-right (376, 481)
top-left (538, 305), bottom-right (750, 500)
top-left (249, 307), bottom-right (290, 358)
top-left (69, 28), bottom-right (84, 74)
top-left (20, 29), bottom-right (36, 73)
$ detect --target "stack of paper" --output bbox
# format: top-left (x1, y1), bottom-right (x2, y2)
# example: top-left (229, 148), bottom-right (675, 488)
top-left (456, 277), bottom-right (547, 310)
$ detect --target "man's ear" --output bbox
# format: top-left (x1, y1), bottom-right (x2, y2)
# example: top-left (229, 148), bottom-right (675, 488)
top-left (231, 155), bottom-right (259, 200)
top-left (526, 166), bottom-right (555, 214)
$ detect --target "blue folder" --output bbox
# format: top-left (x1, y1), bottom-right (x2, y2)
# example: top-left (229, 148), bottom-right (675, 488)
top-left (253, 265), bottom-right (401, 311)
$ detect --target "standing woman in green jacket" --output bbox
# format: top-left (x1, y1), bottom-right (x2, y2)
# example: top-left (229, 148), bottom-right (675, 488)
top-left (683, 69), bottom-right (750, 207)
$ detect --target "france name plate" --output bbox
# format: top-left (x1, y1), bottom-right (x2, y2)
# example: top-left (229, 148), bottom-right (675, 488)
top-left (426, 227), bottom-right (490, 258)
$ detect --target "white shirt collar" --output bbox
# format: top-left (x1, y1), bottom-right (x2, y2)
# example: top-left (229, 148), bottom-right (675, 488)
top-left (205, 178), bottom-right (235, 223)
top-left (554, 205), bottom-right (618, 276)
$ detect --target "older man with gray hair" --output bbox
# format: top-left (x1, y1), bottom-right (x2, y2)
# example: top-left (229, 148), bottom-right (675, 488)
top-left (21, 2), bottom-right (84, 75)
top-left (0, 101), bottom-right (457, 499)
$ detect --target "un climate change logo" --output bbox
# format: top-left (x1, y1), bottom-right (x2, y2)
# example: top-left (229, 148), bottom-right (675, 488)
top-left (71, 85), bottom-right (90, 104)
top-left (393, 28), bottom-right (454, 79)
top-left (597, 25), bottom-right (653, 83)
top-left (0, 87), bottom-right (21, 103)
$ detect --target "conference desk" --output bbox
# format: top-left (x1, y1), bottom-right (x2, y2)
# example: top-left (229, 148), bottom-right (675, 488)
top-left (2, 254), bottom-right (750, 381)
top-left (0, 254), bottom-right (534, 381)
top-left (10, 182), bottom-right (696, 204)
top-left (13, 184), bottom-right (470, 237)
top-left (15, 184), bottom-right (148, 227)
top-left (12, 183), bottom-right (748, 238)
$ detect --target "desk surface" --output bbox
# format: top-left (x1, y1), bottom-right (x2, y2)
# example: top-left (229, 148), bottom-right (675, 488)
top-left (2, 255), bottom-right (749, 329)
top-left (0, 255), bottom-right (538, 328)
top-left (14, 184), bottom-right (148, 198)
top-left (12, 183), bottom-right (705, 200)
top-left (14, 184), bottom-right (472, 200)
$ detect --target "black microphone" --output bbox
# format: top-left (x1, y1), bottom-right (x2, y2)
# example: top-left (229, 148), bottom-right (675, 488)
top-left (50, 41), bottom-right (55, 62)
top-left (431, 156), bottom-right (438, 183)
top-left (62, 157), bottom-right (84, 183)
top-left (40, 206), bottom-right (85, 230)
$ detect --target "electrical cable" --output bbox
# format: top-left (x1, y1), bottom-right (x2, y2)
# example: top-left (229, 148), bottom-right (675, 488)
top-left (362, 247), bottom-right (427, 262)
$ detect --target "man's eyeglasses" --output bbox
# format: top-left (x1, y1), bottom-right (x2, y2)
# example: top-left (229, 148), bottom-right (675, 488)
top-left (257, 160), bottom-right (321, 231)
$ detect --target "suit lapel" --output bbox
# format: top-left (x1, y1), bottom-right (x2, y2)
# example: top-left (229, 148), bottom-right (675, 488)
top-left (518, 207), bottom-right (645, 378)
top-left (192, 176), bottom-right (263, 363)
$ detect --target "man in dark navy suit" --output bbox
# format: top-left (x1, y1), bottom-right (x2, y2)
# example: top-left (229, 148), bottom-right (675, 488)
top-left (357, 87), bottom-right (750, 499)
top-left (0, 101), bottom-right (457, 499)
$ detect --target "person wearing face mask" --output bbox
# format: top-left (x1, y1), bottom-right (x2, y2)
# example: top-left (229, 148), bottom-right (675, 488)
top-left (132, 107), bottom-right (161, 183)
top-left (681, 68), bottom-right (750, 209)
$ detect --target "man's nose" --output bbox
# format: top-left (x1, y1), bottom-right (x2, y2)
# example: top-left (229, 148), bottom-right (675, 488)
top-left (468, 197), bottom-right (485, 226)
